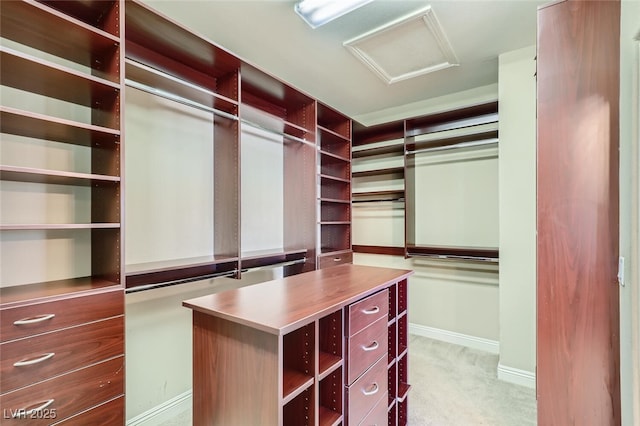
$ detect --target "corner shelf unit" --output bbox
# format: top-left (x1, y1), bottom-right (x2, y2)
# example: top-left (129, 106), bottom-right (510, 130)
top-left (1, 0), bottom-right (125, 422)
top-left (317, 103), bottom-right (353, 269)
top-left (351, 102), bottom-right (500, 262)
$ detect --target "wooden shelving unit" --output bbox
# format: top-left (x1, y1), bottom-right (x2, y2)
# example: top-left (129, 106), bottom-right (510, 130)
top-left (317, 103), bottom-right (352, 269)
top-left (0, 0), bottom-right (125, 422)
top-left (124, 0), bottom-right (241, 289)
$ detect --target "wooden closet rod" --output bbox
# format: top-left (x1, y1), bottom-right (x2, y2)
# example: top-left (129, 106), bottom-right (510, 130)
top-left (125, 270), bottom-right (238, 293)
top-left (240, 119), bottom-right (316, 148)
top-left (125, 78), bottom-right (239, 122)
top-left (405, 138), bottom-right (498, 156)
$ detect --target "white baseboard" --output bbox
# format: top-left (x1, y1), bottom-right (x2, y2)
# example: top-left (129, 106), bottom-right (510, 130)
top-left (409, 323), bottom-right (500, 354)
top-left (126, 390), bottom-right (192, 426)
top-left (497, 363), bottom-right (536, 389)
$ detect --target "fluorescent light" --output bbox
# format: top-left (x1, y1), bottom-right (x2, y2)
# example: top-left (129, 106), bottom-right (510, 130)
top-left (295, 0), bottom-right (373, 29)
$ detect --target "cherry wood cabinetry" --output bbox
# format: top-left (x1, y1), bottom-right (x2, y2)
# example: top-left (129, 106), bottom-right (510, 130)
top-left (0, 0), bottom-right (125, 423)
top-left (536, 1), bottom-right (621, 424)
top-left (317, 103), bottom-right (353, 269)
top-left (183, 264), bottom-right (412, 425)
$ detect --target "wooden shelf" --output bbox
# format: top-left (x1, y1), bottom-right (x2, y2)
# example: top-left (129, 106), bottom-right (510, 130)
top-left (318, 351), bottom-right (343, 379)
top-left (125, 256), bottom-right (238, 289)
top-left (405, 101), bottom-right (498, 137)
top-left (319, 221), bottom-right (350, 226)
top-left (126, 0), bottom-right (240, 93)
top-left (0, 165), bottom-right (120, 186)
top-left (319, 150), bottom-right (350, 162)
top-left (320, 174), bottom-right (350, 184)
top-left (1, 0), bottom-right (120, 76)
top-left (405, 130), bottom-right (498, 153)
top-left (405, 244), bottom-right (499, 261)
top-left (40, 0), bottom-right (119, 35)
top-left (1, 223), bottom-right (119, 231)
top-left (352, 120), bottom-right (404, 147)
top-left (352, 143), bottom-right (404, 158)
top-left (241, 248), bottom-right (307, 270)
top-left (283, 369), bottom-right (314, 405)
top-left (397, 383), bottom-right (411, 402)
top-left (319, 198), bottom-right (351, 204)
top-left (353, 245), bottom-right (405, 256)
top-left (352, 190), bottom-right (405, 203)
top-left (0, 106), bottom-right (120, 147)
top-left (1, 47), bottom-right (120, 113)
top-left (125, 59), bottom-right (238, 116)
top-left (352, 167), bottom-right (404, 178)
top-left (0, 276), bottom-right (120, 308)
top-left (318, 406), bottom-right (342, 426)
top-left (318, 125), bottom-right (350, 142)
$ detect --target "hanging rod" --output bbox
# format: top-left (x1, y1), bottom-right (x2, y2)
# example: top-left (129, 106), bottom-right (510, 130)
top-left (405, 138), bottom-right (499, 156)
top-left (407, 252), bottom-right (499, 263)
top-left (241, 257), bottom-right (307, 272)
top-left (125, 78), bottom-right (240, 122)
top-left (125, 269), bottom-right (238, 293)
top-left (240, 119), bottom-right (316, 149)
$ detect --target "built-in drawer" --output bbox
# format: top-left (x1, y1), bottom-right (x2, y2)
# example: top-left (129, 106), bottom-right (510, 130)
top-left (52, 396), bottom-right (124, 425)
top-left (346, 356), bottom-right (387, 425)
top-left (346, 316), bottom-right (387, 384)
top-left (0, 356), bottom-right (124, 425)
top-left (1, 290), bottom-right (123, 343)
top-left (347, 289), bottom-right (388, 337)
top-left (1, 316), bottom-right (124, 393)
top-left (318, 251), bottom-right (353, 269)
top-left (358, 391), bottom-right (388, 426)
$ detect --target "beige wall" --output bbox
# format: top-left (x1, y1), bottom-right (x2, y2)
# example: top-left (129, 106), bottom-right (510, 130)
top-left (619, 1), bottom-right (640, 424)
top-left (497, 46), bottom-right (537, 377)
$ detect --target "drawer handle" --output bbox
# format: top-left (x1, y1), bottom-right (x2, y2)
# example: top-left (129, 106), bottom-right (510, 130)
top-left (333, 257), bottom-right (341, 262)
top-left (13, 313), bottom-right (55, 325)
top-left (362, 382), bottom-right (379, 396)
top-left (362, 341), bottom-right (379, 352)
top-left (14, 352), bottom-right (55, 367)
top-left (362, 306), bottom-right (380, 315)
top-left (11, 399), bottom-right (55, 418)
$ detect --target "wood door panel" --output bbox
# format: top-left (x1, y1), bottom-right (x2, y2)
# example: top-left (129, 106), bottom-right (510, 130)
top-left (537, 1), bottom-right (621, 425)
top-left (346, 356), bottom-right (387, 425)
top-left (347, 290), bottom-right (388, 337)
top-left (346, 317), bottom-right (387, 385)
top-left (53, 396), bottom-right (124, 425)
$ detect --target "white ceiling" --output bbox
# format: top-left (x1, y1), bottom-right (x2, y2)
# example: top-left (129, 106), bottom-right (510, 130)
top-left (141, 0), bottom-right (543, 125)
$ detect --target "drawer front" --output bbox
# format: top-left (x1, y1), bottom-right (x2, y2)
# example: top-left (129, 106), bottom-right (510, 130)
top-left (1, 316), bottom-right (124, 393)
top-left (347, 316), bottom-right (387, 384)
top-left (358, 391), bottom-right (388, 426)
top-left (318, 251), bottom-right (353, 269)
top-left (0, 356), bottom-right (124, 425)
top-left (347, 289), bottom-right (388, 337)
top-left (1, 290), bottom-right (123, 343)
top-left (52, 396), bottom-right (124, 425)
top-left (347, 356), bottom-right (387, 425)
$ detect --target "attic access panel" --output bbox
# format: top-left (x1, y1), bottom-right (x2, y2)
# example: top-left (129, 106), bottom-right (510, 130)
top-left (344, 6), bottom-right (458, 84)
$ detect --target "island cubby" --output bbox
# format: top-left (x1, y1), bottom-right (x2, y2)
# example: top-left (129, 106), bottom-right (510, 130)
top-left (184, 264), bottom-right (412, 425)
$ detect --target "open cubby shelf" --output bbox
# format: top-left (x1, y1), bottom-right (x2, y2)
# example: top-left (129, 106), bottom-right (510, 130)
top-left (0, 165), bottom-right (120, 186)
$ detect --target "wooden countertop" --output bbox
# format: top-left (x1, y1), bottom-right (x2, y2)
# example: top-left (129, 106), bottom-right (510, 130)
top-left (183, 264), bottom-right (412, 335)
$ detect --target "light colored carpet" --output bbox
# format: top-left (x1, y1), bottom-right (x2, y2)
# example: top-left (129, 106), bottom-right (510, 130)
top-left (158, 335), bottom-right (536, 425)
top-left (408, 335), bottom-right (536, 425)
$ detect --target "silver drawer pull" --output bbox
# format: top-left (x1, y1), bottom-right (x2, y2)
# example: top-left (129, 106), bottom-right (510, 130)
top-left (13, 314), bottom-right (55, 325)
top-left (362, 306), bottom-right (380, 315)
top-left (14, 352), bottom-right (55, 367)
top-left (12, 399), bottom-right (55, 418)
top-left (362, 382), bottom-right (379, 396)
top-left (362, 341), bottom-right (379, 352)
top-left (333, 257), bottom-right (341, 262)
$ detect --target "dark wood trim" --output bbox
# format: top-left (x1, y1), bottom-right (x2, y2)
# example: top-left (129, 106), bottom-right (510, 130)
top-left (405, 101), bottom-right (498, 137)
top-left (405, 130), bottom-right (498, 152)
top-left (240, 249), bottom-right (307, 270)
top-left (353, 245), bottom-right (405, 256)
top-left (125, 257), bottom-right (238, 289)
top-left (352, 143), bottom-right (404, 158)
top-left (352, 120), bottom-right (404, 146)
top-left (405, 244), bottom-right (498, 260)
top-left (352, 167), bottom-right (404, 178)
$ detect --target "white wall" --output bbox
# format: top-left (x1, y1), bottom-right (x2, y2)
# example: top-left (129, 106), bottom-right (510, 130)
top-left (497, 45), bottom-right (537, 385)
top-left (619, 1), bottom-right (640, 424)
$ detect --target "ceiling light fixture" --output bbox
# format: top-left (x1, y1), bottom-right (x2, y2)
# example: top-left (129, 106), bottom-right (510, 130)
top-left (295, 0), bottom-right (373, 29)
